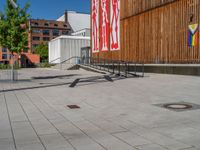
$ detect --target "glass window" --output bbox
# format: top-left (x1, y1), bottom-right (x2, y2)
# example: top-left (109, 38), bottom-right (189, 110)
top-left (52, 29), bottom-right (59, 36)
top-left (2, 54), bottom-right (7, 59)
top-left (32, 22), bottom-right (39, 26)
top-left (43, 30), bottom-right (50, 35)
top-left (43, 37), bottom-right (50, 41)
top-left (32, 29), bottom-right (41, 34)
top-left (64, 24), bottom-right (67, 27)
top-left (44, 23), bottom-right (49, 26)
top-left (33, 44), bottom-right (39, 48)
top-left (62, 30), bottom-right (69, 35)
top-left (32, 36), bottom-right (40, 41)
top-left (54, 24), bottom-right (58, 27)
top-left (2, 47), bottom-right (7, 52)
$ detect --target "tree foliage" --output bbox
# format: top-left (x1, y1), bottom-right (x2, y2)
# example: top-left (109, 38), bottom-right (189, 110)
top-left (35, 43), bottom-right (48, 62)
top-left (0, 0), bottom-right (30, 53)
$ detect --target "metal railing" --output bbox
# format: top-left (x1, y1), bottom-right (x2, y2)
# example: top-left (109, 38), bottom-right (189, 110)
top-left (58, 56), bottom-right (144, 77)
top-left (49, 57), bottom-right (61, 64)
top-left (87, 57), bottom-right (144, 77)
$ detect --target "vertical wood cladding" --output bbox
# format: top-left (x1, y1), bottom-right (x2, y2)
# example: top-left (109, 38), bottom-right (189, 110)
top-left (92, 0), bottom-right (200, 63)
top-left (121, 0), bottom-right (177, 19)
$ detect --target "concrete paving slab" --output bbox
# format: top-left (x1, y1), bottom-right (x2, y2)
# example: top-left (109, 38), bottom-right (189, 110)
top-left (39, 133), bottom-right (74, 150)
top-left (71, 120), bottom-right (137, 150)
top-left (112, 131), bottom-right (152, 147)
top-left (0, 138), bottom-right (15, 150)
top-left (68, 134), bottom-right (105, 150)
top-left (136, 144), bottom-right (168, 150)
top-left (16, 140), bottom-right (45, 150)
top-left (1, 68), bottom-right (200, 150)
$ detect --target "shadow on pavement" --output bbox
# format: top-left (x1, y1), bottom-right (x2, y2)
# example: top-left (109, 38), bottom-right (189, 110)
top-left (0, 74), bottom-right (142, 93)
top-left (32, 74), bottom-right (78, 80)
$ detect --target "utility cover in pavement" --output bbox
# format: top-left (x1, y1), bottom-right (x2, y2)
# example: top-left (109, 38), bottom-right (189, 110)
top-left (67, 105), bottom-right (80, 109)
top-left (154, 102), bottom-right (200, 112)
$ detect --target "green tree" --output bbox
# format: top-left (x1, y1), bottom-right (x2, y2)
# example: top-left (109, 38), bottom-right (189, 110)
top-left (0, 0), bottom-right (30, 54)
top-left (35, 43), bottom-right (48, 62)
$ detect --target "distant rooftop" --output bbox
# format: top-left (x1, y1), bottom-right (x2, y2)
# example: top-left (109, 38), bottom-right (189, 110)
top-left (57, 11), bottom-right (90, 32)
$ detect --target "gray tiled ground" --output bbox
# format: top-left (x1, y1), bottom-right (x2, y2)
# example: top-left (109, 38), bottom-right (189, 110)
top-left (0, 68), bottom-right (200, 150)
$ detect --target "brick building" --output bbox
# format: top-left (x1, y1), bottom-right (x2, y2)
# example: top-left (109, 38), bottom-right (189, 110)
top-left (0, 11), bottom-right (89, 66)
top-left (0, 18), bottom-right (72, 65)
top-left (0, 47), bottom-right (10, 64)
top-left (28, 19), bottom-right (72, 53)
top-left (0, 47), bottom-right (20, 66)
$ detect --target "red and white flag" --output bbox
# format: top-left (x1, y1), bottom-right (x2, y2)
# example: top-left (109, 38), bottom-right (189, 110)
top-left (100, 0), bottom-right (110, 52)
top-left (92, 0), bottom-right (100, 53)
top-left (110, 0), bottom-right (120, 51)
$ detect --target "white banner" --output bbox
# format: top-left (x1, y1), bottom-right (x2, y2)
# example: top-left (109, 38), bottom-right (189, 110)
top-left (110, 0), bottom-right (120, 51)
top-left (100, 0), bottom-right (109, 51)
top-left (92, 0), bottom-right (100, 53)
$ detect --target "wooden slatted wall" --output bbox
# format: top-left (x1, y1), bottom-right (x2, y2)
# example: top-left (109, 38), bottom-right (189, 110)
top-left (92, 0), bottom-right (200, 63)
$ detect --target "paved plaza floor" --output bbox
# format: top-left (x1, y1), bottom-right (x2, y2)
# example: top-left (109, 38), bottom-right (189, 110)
top-left (0, 68), bottom-right (200, 150)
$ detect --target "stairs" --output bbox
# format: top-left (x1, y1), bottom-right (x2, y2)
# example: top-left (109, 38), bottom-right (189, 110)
top-left (51, 63), bottom-right (80, 70)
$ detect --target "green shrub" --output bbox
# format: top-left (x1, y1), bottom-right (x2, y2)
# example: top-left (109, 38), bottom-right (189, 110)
top-left (0, 63), bottom-right (21, 70)
top-left (38, 62), bottom-right (51, 68)
top-left (0, 64), bottom-right (10, 69)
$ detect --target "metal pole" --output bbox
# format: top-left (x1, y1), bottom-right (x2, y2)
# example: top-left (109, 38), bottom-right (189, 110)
top-left (142, 63), bottom-right (144, 77)
top-left (135, 62), bottom-right (136, 76)
top-left (9, 0), bottom-right (18, 8)
top-left (104, 59), bottom-right (105, 71)
top-left (125, 62), bottom-right (127, 77)
top-left (112, 60), bottom-right (114, 74)
top-left (10, 53), bottom-right (14, 81)
top-left (118, 61), bottom-right (120, 76)
top-left (60, 58), bottom-right (62, 70)
top-left (8, 0), bottom-right (18, 81)
top-left (100, 58), bottom-right (101, 70)
top-left (108, 60), bottom-right (109, 72)
top-left (128, 62), bottom-right (130, 74)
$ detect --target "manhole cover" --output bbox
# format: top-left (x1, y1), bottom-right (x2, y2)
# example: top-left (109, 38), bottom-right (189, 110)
top-left (163, 103), bottom-right (193, 110)
top-left (67, 105), bottom-right (80, 109)
top-left (154, 102), bottom-right (200, 112)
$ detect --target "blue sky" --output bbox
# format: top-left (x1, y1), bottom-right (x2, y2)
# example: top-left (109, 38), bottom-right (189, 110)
top-left (0, 0), bottom-right (90, 20)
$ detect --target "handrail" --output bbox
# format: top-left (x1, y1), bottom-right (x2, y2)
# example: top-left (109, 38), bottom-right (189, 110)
top-left (56, 56), bottom-right (144, 77)
top-left (89, 57), bottom-right (144, 77)
top-left (49, 57), bottom-right (60, 64)
top-left (60, 56), bottom-right (81, 64)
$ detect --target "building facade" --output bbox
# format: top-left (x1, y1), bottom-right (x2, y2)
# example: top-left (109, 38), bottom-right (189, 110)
top-left (0, 47), bottom-right (11, 64)
top-left (0, 11), bottom-right (90, 65)
top-left (28, 19), bottom-right (73, 53)
top-left (57, 11), bottom-right (90, 34)
top-left (91, 0), bottom-right (200, 64)
top-left (71, 28), bottom-right (90, 37)
top-left (49, 36), bottom-right (90, 64)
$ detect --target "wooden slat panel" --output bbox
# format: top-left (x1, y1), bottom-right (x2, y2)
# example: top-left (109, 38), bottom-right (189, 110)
top-left (91, 0), bottom-right (200, 63)
top-left (121, 0), bottom-right (177, 19)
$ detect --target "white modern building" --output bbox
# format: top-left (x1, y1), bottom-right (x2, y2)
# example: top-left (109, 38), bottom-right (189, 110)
top-left (57, 11), bottom-right (90, 35)
top-left (71, 28), bottom-right (90, 37)
top-left (49, 36), bottom-right (90, 64)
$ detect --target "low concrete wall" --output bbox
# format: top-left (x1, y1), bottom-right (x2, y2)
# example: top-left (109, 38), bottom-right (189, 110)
top-left (133, 64), bottom-right (200, 76)
top-left (94, 64), bottom-right (200, 76)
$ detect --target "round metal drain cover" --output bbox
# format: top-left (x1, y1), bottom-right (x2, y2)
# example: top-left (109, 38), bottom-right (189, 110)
top-left (164, 103), bottom-right (193, 110)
